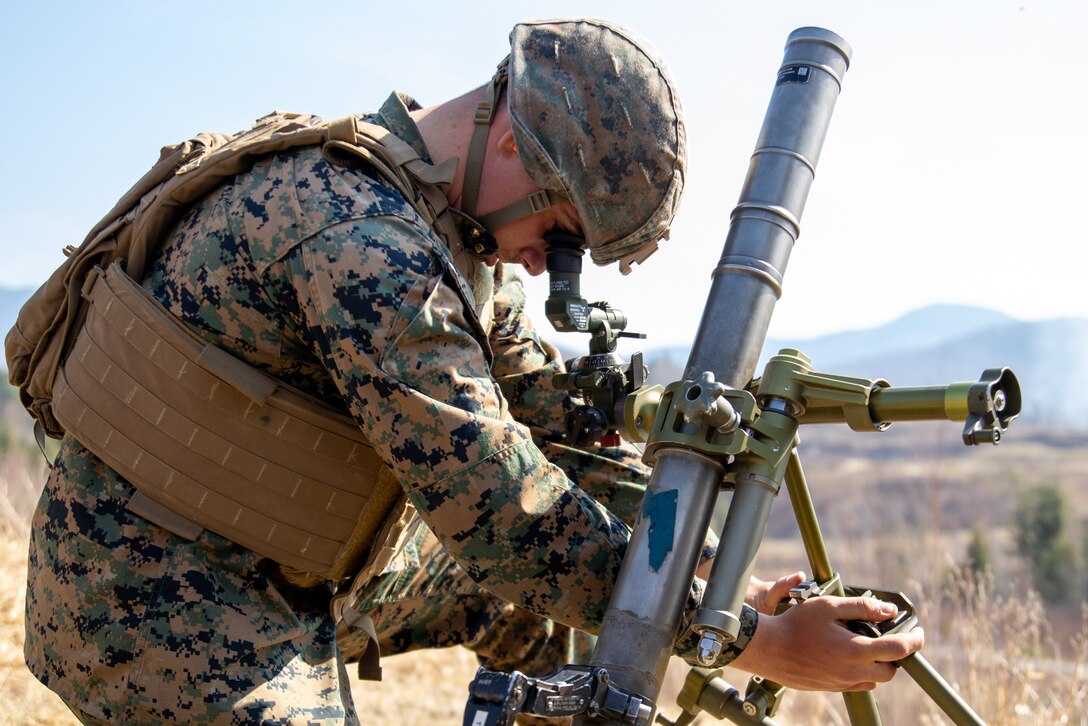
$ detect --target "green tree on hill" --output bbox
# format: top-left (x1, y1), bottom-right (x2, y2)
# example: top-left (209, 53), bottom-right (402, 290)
top-left (964, 526), bottom-right (992, 578)
top-left (1014, 484), bottom-right (1077, 604)
top-left (1081, 517), bottom-right (1088, 601)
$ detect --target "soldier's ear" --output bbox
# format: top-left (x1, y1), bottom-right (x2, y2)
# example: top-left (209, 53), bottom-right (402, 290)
top-left (496, 129), bottom-right (518, 157)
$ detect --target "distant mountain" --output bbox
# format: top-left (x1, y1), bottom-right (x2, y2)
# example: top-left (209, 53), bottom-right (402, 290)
top-left (759, 304), bottom-right (1017, 369)
top-left (835, 317), bottom-right (1088, 429)
top-left (641, 305), bottom-right (1017, 382)
top-left (641, 305), bottom-right (1088, 430)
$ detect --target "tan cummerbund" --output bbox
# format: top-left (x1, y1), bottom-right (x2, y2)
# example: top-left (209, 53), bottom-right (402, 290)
top-left (52, 262), bottom-right (403, 581)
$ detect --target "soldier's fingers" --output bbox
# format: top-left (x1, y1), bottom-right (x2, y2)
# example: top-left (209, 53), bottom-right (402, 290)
top-left (871, 661), bottom-right (899, 684)
top-left (775, 571), bottom-right (807, 592)
top-left (840, 660), bottom-right (898, 691)
top-left (822, 595), bottom-right (900, 622)
top-left (765, 571), bottom-right (806, 606)
top-left (866, 627), bottom-right (925, 663)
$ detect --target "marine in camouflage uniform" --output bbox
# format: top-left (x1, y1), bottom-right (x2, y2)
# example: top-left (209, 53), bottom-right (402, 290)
top-left (25, 21), bottom-right (718, 724)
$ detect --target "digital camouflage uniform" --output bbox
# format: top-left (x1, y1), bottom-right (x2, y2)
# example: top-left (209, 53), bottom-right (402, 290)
top-left (25, 93), bottom-right (716, 724)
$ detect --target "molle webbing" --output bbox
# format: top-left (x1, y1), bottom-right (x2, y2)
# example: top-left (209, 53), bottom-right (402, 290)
top-left (52, 263), bottom-right (403, 580)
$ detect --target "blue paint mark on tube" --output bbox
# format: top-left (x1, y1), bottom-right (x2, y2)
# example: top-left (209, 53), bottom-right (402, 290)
top-left (641, 489), bottom-right (678, 571)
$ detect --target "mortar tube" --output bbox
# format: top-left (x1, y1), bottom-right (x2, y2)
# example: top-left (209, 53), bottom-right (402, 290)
top-left (577, 28), bottom-right (852, 725)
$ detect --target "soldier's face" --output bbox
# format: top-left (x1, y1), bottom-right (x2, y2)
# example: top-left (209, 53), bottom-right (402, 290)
top-left (488, 201), bottom-right (582, 276)
top-left (474, 122), bottom-right (583, 275)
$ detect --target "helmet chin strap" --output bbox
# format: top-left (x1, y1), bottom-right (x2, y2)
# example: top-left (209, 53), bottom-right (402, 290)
top-left (457, 57), bottom-right (568, 257)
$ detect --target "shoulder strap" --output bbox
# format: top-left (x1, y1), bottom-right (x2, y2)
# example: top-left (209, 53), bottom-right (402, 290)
top-left (7, 110), bottom-right (464, 439)
top-left (125, 112), bottom-right (328, 280)
top-left (321, 116), bottom-right (463, 249)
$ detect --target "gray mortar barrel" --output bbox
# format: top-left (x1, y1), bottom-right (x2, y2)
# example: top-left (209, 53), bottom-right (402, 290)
top-left (578, 28), bottom-right (852, 724)
top-left (688, 27), bottom-right (852, 387)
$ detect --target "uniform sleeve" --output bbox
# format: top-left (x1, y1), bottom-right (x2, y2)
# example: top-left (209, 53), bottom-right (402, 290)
top-left (488, 267), bottom-right (649, 527)
top-left (270, 216), bottom-right (629, 630)
top-left (487, 272), bottom-right (717, 571)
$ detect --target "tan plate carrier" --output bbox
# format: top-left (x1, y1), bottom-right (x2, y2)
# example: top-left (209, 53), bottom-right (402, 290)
top-left (53, 262), bottom-right (410, 584)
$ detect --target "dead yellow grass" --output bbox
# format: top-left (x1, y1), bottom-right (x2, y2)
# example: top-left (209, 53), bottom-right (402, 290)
top-left (9, 522), bottom-right (1082, 726)
top-left (1, 536), bottom-right (79, 726)
top-left (2, 551), bottom-right (1086, 725)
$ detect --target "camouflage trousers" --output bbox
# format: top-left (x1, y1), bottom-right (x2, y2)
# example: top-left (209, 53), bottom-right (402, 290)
top-left (24, 438), bottom-right (642, 725)
top-left (25, 439), bottom-right (360, 724)
top-left (348, 520), bottom-right (597, 678)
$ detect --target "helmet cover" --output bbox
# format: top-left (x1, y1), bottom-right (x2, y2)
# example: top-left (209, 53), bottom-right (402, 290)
top-left (508, 18), bottom-right (686, 268)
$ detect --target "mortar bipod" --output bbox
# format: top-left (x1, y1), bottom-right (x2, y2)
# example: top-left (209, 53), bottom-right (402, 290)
top-left (653, 352), bottom-right (1014, 725)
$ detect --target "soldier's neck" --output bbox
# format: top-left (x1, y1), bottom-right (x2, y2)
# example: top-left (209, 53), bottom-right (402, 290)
top-left (411, 86), bottom-right (489, 209)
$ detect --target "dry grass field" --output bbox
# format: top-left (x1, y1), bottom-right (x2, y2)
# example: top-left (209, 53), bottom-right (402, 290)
top-left (1, 415), bottom-right (1086, 724)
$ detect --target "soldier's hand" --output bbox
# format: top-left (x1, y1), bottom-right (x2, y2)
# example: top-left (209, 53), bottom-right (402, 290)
top-left (745, 571), bottom-right (807, 615)
top-left (733, 595), bottom-right (924, 692)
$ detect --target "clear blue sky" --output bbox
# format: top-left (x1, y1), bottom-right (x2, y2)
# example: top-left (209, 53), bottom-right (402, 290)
top-left (2, 0), bottom-right (1084, 347)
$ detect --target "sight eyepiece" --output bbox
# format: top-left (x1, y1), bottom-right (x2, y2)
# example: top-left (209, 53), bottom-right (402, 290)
top-left (545, 232), bottom-right (585, 295)
top-left (544, 233), bottom-right (589, 334)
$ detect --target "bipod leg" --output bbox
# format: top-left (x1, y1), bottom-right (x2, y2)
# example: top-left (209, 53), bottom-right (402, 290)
top-left (783, 449), bottom-right (833, 584)
top-left (657, 669), bottom-right (780, 726)
top-left (784, 448), bottom-right (989, 725)
top-left (784, 448), bottom-right (883, 725)
top-left (898, 653), bottom-right (985, 725)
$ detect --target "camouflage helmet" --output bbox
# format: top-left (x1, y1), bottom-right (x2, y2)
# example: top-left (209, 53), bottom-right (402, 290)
top-left (508, 19), bottom-right (686, 271)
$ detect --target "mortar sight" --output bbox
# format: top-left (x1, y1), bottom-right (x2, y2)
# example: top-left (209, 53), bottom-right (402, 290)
top-left (542, 232), bottom-right (644, 355)
top-left (543, 233), bottom-right (589, 335)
